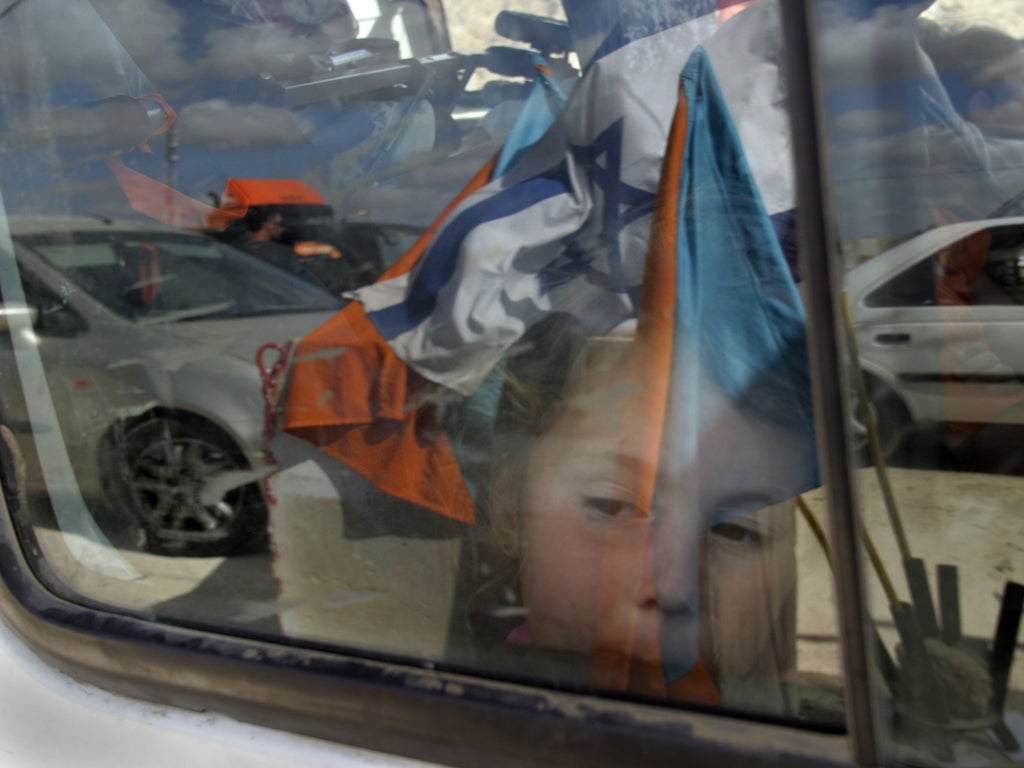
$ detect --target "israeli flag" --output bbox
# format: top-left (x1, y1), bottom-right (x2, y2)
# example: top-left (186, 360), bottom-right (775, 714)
top-left (352, 0), bottom-right (794, 396)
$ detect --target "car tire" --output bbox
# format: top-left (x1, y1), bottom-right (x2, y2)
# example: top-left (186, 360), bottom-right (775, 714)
top-left (115, 415), bottom-right (268, 557)
top-left (849, 372), bottom-right (911, 465)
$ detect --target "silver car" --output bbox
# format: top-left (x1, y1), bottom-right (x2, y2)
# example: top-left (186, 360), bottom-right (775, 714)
top-left (0, 216), bottom-right (341, 556)
top-left (846, 216), bottom-right (1024, 458)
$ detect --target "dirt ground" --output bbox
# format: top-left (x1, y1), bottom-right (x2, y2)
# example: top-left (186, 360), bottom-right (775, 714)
top-left (797, 467), bottom-right (1024, 701)
top-left (443, 0), bottom-right (564, 51)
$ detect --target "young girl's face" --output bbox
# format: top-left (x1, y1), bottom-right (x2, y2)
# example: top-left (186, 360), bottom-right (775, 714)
top-left (511, 342), bottom-right (806, 694)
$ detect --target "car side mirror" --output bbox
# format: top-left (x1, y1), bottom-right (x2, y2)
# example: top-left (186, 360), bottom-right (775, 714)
top-left (0, 304), bottom-right (39, 333)
top-left (34, 303), bottom-right (86, 337)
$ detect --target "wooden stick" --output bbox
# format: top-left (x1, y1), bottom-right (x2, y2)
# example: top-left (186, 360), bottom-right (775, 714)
top-left (990, 581), bottom-right (1024, 715)
top-left (937, 564), bottom-right (961, 646)
top-left (841, 293), bottom-right (912, 562)
top-left (797, 494), bottom-right (900, 612)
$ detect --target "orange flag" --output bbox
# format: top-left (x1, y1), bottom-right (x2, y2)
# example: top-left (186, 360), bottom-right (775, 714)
top-left (282, 156), bottom-right (498, 523)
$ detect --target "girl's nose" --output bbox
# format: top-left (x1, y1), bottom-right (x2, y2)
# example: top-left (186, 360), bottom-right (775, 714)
top-left (651, 502), bottom-right (702, 610)
top-left (650, 502), bottom-right (703, 678)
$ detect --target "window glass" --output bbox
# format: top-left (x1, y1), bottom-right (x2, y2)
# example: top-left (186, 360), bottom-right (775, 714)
top-left (0, 0), bottom-right (844, 734)
top-left (864, 224), bottom-right (1024, 308)
top-left (816, 0), bottom-right (1024, 763)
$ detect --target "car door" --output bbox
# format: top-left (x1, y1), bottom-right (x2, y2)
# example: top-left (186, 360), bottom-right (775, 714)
top-left (9, 257), bottom-right (160, 503)
top-left (855, 221), bottom-right (1024, 428)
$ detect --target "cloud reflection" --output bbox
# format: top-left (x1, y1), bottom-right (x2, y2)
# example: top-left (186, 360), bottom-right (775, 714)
top-left (177, 99), bottom-right (310, 148)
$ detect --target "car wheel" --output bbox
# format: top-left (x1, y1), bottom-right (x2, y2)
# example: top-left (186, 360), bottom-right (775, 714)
top-left (118, 416), bottom-right (267, 557)
top-left (848, 372), bottom-right (911, 464)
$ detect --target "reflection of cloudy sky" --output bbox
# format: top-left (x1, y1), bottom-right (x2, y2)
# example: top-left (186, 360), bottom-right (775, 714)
top-left (177, 100), bottom-right (309, 148)
top-left (925, 0), bottom-right (1024, 37)
top-left (91, 0), bottom-right (192, 84)
top-left (5, 0), bottom-right (1023, 237)
top-left (829, 126), bottom-right (930, 178)
top-left (198, 24), bottom-right (322, 80)
top-left (0, 0), bottom-right (158, 98)
top-left (91, 0), bottom-right (313, 93)
top-left (831, 109), bottom-right (910, 136)
top-left (40, 0), bottom-right (384, 210)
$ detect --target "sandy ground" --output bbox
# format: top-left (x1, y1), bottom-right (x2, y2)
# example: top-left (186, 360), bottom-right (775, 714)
top-left (797, 467), bottom-right (1024, 693)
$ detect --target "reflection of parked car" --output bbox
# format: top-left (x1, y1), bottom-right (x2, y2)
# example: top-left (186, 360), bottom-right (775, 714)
top-left (846, 217), bottom-right (1024, 457)
top-left (0, 217), bottom-right (341, 556)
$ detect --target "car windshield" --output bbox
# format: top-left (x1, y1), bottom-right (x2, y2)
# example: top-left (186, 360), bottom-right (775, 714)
top-left (18, 229), bottom-right (342, 321)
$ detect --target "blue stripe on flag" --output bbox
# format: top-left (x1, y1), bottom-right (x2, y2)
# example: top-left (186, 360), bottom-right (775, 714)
top-left (369, 163), bottom-right (574, 340)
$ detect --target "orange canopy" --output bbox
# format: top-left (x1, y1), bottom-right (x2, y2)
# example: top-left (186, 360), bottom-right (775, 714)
top-left (206, 178), bottom-right (329, 229)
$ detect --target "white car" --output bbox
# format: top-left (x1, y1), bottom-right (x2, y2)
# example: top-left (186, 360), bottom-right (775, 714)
top-left (0, 216), bottom-right (341, 556)
top-left (846, 216), bottom-right (1024, 458)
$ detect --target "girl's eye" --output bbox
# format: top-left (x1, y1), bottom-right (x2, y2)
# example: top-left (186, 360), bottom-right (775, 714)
top-left (584, 497), bottom-right (644, 520)
top-left (710, 521), bottom-right (764, 546)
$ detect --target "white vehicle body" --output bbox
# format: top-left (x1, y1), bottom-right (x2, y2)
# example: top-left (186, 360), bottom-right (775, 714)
top-left (847, 217), bottom-right (1024, 432)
